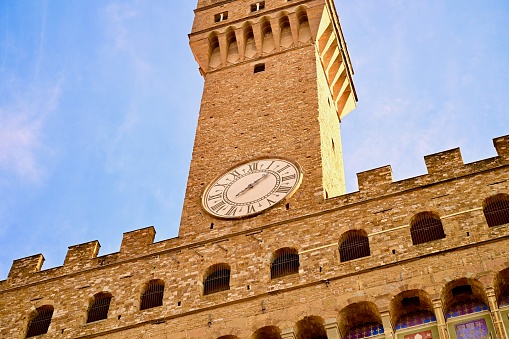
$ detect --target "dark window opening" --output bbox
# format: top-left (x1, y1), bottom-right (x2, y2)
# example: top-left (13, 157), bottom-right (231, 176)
top-left (87, 293), bottom-right (112, 323)
top-left (140, 280), bottom-right (164, 310)
top-left (402, 296), bottom-right (420, 308)
top-left (452, 285), bottom-right (473, 297)
top-left (26, 306), bottom-right (53, 338)
top-left (410, 212), bottom-right (445, 245)
top-left (204, 264), bottom-right (230, 295)
top-left (271, 248), bottom-right (299, 279)
top-left (339, 231), bottom-right (370, 262)
top-left (254, 63), bottom-right (265, 73)
top-left (484, 194), bottom-right (509, 227)
top-left (250, 1), bottom-right (265, 12)
top-left (214, 11), bottom-right (228, 23)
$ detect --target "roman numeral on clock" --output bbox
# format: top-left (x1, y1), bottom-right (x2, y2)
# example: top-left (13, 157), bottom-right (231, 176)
top-left (277, 165), bottom-right (290, 173)
top-left (208, 193), bottom-right (222, 201)
top-left (210, 200), bottom-right (226, 212)
top-left (276, 185), bottom-right (292, 194)
top-left (230, 170), bottom-right (242, 180)
top-left (247, 205), bottom-right (256, 214)
top-left (282, 174), bottom-right (295, 182)
top-left (248, 162), bottom-right (259, 171)
top-left (225, 206), bottom-right (237, 216)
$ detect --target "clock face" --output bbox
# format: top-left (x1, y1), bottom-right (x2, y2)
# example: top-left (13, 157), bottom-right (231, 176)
top-left (202, 158), bottom-right (302, 218)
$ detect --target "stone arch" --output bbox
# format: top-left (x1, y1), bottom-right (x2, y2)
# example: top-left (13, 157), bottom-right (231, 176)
top-left (87, 291), bottom-right (113, 323)
top-left (483, 193), bottom-right (509, 227)
top-left (295, 315), bottom-right (327, 339)
top-left (203, 263), bottom-right (231, 295)
top-left (270, 247), bottom-right (299, 279)
top-left (440, 277), bottom-right (489, 317)
top-left (225, 27), bottom-right (239, 64)
top-left (338, 229), bottom-right (370, 262)
top-left (25, 305), bottom-right (54, 338)
top-left (139, 278), bottom-right (165, 310)
top-left (243, 22), bottom-right (257, 59)
top-left (295, 6), bottom-right (311, 43)
top-left (410, 211), bottom-right (445, 245)
top-left (260, 17), bottom-right (275, 54)
top-left (389, 289), bottom-right (436, 331)
top-left (338, 301), bottom-right (384, 338)
top-left (208, 31), bottom-right (221, 68)
top-left (252, 325), bottom-right (282, 339)
top-left (278, 12), bottom-right (293, 49)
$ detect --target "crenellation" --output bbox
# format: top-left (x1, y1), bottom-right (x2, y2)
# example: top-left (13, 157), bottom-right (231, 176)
top-left (7, 254), bottom-right (44, 282)
top-left (494, 134), bottom-right (509, 160)
top-left (119, 226), bottom-right (156, 258)
top-left (64, 240), bottom-right (100, 268)
top-left (424, 147), bottom-right (464, 176)
top-left (356, 165), bottom-right (393, 197)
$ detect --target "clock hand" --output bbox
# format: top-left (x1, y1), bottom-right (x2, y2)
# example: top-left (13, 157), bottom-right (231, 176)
top-left (235, 173), bottom-right (268, 197)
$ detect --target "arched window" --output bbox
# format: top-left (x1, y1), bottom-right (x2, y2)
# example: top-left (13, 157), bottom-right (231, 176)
top-left (252, 326), bottom-right (282, 339)
top-left (410, 212), bottom-right (445, 245)
top-left (483, 194), bottom-right (509, 227)
top-left (270, 248), bottom-right (299, 279)
top-left (87, 292), bottom-right (112, 323)
top-left (140, 279), bottom-right (164, 310)
top-left (26, 305), bottom-right (53, 337)
top-left (339, 230), bottom-right (370, 262)
top-left (204, 264), bottom-right (230, 295)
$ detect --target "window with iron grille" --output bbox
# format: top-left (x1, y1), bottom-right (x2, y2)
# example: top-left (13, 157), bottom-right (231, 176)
top-left (410, 212), bottom-right (445, 245)
top-left (26, 306), bottom-right (53, 338)
top-left (484, 194), bottom-right (509, 227)
top-left (140, 280), bottom-right (164, 310)
top-left (339, 230), bottom-right (370, 262)
top-left (203, 264), bottom-right (230, 295)
top-left (270, 248), bottom-right (299, 279)
top-left (86, 292), bottom-right (112, 323)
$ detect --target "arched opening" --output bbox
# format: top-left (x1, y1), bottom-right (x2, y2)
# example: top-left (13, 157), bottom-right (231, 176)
top-left (296, 316), bottom-right (327, 339)
top-left (270, 247), bottom-right (299, 279)
top-left (204, 263), bottom-right (231, 295)
top-left (226, 29), bottom-right (239, 64)
top-left (140, 279), bottom-right (164, 310)
top-left (279, 14), bottom-right (293, 48)
top-left (338, 302), bottom-right (384, 339)
top-left (218, 336), bottom-right (238, 339)
top-left (410, 212), bottom-right (445, 245)
top-left (389, 290), bottom-right (436, 336)
top-left (209, 33), bottom-right (221, 68)
top-left (339, 230), bottom-right (370, 262)
top-left (87, 292), bottom-right (112, 323)
top-left (296, 8), bottom-right (311, 43)
top-left (261, 18), bottom-right (275, 54)
top-left (244, 23), bottom-right (257, 59)
top-left (26, 305), bottom-right (53, 338)
top-left (483, 193), bottom-right (509, 227)
top-left (252, 325), bottom-right (282, 339)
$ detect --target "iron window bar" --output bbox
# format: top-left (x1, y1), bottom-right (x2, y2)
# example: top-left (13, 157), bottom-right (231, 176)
top-left (340, 233), bottom-right (370, 262)
top-left (87, 293), bottom-right (112, 323)
top-left (140, 280), bottom-right (164, 310)
top-left (484, 195), bottom-right (509, 227)
top-left (26, 306), bottom-right (53, 338)
top-left (271, 249), bottom-right (299, 279)
top-left (410, 213), bottom-right (445, 245)
top-left (204, 266), bottom-right (230, 295)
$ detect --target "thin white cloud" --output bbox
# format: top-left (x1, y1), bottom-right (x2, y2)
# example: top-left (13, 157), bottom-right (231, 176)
top-left (0, 83), bottom-right (61, 183)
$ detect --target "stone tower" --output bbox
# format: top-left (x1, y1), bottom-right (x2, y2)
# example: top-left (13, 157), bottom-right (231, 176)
top-left (1, 1), bottom-right (509, 339)
top-left (180, 0), bottom-right (357, 239)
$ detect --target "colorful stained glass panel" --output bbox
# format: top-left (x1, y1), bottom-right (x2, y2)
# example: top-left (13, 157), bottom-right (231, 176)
top-left (403, 330), bottom-right (432, 339)
top-left (454, 318), bottom-right (488, 339)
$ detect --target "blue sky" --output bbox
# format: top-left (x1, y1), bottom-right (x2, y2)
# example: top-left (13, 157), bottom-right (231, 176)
top-left (0, 1), bottom-right (508, 279)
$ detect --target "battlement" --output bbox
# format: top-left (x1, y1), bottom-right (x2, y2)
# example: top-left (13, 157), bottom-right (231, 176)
top-left (354, 134), bottom-right (509, 199)
top-left (1, 134), bottom-right (508, 289)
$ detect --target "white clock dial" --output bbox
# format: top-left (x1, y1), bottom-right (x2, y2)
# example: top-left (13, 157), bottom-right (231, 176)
top-left (202, 158), bottom-right (302, 218)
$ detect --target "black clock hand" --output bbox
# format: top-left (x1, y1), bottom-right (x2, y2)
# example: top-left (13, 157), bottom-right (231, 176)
top-left (235, 173), bottom-right (268, 197)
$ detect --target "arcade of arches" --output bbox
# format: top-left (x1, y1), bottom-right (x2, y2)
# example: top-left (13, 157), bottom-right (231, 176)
top-left (218, 271), bottom-right (509, 339)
